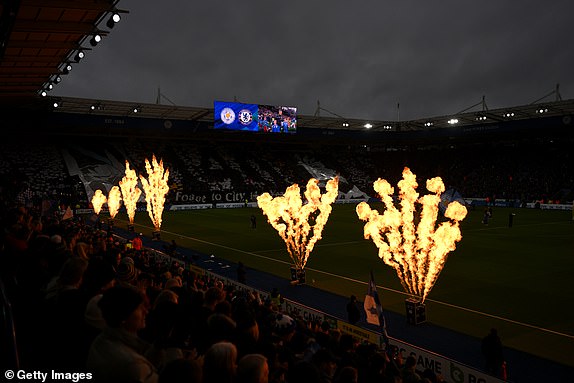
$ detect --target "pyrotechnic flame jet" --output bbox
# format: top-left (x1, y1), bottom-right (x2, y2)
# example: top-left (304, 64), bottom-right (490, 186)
top-left (257, 177), bottom-right (339, 274)
top-left (107, 186), bottom-right (122, 219)
top-left (91, 190), bottom-right (107, 215)
top-left (139, 155), bottom-right (170, 231)
top-left (356, 168), bottom-right (467, 302)
top-left (119, 161), bottom-right (142, 224)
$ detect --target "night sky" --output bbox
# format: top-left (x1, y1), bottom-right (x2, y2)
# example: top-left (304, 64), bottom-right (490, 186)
top-left (54, 0), bottom-right (574, 121)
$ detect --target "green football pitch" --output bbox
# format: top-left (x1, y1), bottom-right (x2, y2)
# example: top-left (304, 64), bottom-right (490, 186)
top-left (117, 204), bottom-right (574, 367)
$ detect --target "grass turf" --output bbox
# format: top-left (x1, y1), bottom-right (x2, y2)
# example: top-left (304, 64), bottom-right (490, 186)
top-left (117, 204), bottom-right (574, 367)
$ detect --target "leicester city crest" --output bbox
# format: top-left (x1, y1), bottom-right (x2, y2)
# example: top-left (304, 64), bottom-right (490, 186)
top-left (220, 107), bottom-right (236, 125)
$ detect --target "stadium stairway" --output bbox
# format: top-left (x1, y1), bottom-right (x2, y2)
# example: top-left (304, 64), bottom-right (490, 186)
top-left (115, 226), bottom-right (572, 383)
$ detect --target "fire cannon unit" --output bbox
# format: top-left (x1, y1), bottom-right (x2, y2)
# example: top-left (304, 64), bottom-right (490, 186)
top-left (290, 267), bottom-right (306, 284)
top-left (405, 298), bottom-right (426, 325)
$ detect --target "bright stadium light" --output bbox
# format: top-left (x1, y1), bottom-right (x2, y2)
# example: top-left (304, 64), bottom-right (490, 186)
top-left (447, 118), bottom-right (459, 125)
top-left (536, 108), bottom-right (548, 114)
top-left (383, 125), bottom-right (392, 130)
top-left (424, 121), bottom-right (433, 127)
top-left (504, 112), bottom-right (515, 118)
top-left (107, 12), bottom-right (121, 28)
top-left (476, 115), bottom-right (487, 121)
top-left (364, 123), bottom-right (373, 129)
top-left (74, 50), bottom-right (85, 63)
top-left (342, 121), bottom-right (349, 127)
top-left (89, 34), bottom-right (102, 46)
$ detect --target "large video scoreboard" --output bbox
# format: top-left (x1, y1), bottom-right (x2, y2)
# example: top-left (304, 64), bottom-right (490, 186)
top-left (214, 101), bottom-right (297, 133)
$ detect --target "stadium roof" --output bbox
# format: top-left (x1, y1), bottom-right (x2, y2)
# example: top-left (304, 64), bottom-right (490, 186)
top-left (0, 0), bottom-right (124, 105)
top-left (1, 1), bottom-right (573, 132)
top-left (45, 95), bottom-right (574, 132)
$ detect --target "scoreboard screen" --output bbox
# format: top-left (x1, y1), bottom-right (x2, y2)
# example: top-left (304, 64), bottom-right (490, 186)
top-left (214, 101), bottom-right (297, 133)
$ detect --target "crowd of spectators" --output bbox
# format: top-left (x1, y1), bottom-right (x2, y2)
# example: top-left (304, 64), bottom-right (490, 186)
top-left (2, 136), bottom-right (572, 211)
top-left (0, 198), bottom-right (450, 382)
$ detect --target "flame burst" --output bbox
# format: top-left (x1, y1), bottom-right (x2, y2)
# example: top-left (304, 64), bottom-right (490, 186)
top-left (257, 177), bottom-right (339, 271)
top-left (107, 186), bottom-right (122, 219)
top-left (119, 161), bottom-right (142, 224)
top-left (139, 155), bottom-right (170, 231)
top-left (91, 190), bottom-right (107, 215)
top-left (356, 168), bottom-right (467, 302)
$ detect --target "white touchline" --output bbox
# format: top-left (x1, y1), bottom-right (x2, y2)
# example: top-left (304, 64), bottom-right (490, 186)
top-left (119, 219), bottom-right (574, 340)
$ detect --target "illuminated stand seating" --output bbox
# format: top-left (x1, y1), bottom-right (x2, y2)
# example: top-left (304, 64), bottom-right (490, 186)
top-left (0, 143), bottom-right (68, 201)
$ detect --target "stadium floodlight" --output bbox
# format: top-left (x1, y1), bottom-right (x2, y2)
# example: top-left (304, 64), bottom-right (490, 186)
top-left (503, 112), bottom-right (515, 118)
top-left (53, 101), bottom-right (60, 108)
top-left (133, 107), bottom-right (140, 113)
top-left (90, 103), bottom-right (103, 111)
top-left (74, 50), bottom-right (85, 63)
top-left (54, 75), bottom-right (62, 83)
top-left (424, 121), bottom-right (433, 127)
top-left (62, 63), bottom-right (72, 75)
top-left (447, 118), bottom-right (459, 125)
top-left (89, 34), bottom-right (102, 46)
top-left (364, 123), bottom-right (373, 129)
top-left (47, 82), bottom-right (53, 90)
top-left (536, 108), bottom-right (548, 114)
top-left (476, 115), bottom-right (487, 121)
top-left (383, 125), bottom-right (392, 130)
top-left (106, 12), bottom-right (121, 29)
top-left (342, 121), bottom-right (349, 127)
top-left (40, 90), bottom-right (47, 97)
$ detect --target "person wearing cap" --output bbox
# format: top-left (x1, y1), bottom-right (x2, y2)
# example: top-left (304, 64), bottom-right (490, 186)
top-left (87, 285), bottom-right (158, 383)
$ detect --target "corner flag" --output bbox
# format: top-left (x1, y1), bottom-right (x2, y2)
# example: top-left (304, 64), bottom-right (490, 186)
top-left (364, 271), bottom-right (389, 345)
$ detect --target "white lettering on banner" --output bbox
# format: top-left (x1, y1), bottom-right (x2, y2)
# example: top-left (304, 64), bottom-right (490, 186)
top-left (203, 271), bottom-right (269, 302)
top-left (283, 300), bottom-right (325, 323)
top-left (157, 257), bottom-right (503, 383)
top-left (391, 340), bottom-right (505, 383)
top-left (335, 199), bottom-right (367, 204)
top-left (216, 203), bottom-right (245, 209)
top-left (175, 191), bottom-right (208, 203)
top-left (225, 191), bottom-right (246, 202)
top-left (540, 203), bottom-right (571, 211)
top-left (170, 204), bottom-right (211, 211)
top-left (337, 321), bottom-right (381, 345)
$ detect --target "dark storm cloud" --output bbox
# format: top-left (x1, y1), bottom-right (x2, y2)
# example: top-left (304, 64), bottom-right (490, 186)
top-left (54, 0), bottom-right (574, 121)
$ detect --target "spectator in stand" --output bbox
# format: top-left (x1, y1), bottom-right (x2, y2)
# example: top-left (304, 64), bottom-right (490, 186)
top-left (401, 355), bottom-right (421, 383)
top-left (132, 233), bottom-right (143, 251)
top-left (334, 366), bottom-right (358, 383)
top-left (288, 361), bottom-right (321, 383)
top-left (159, 358), bottom-right (202, 383)
top-left (312, 348), bottom-right (339, 383)
top-left (203, 341), bottom-right (238, 383)
top-left (87, 285), bottom-right (158, 383)
top-left (195, 286), bottom-right (227, 352)
top-left (237, 353), bottom-right (269, 383)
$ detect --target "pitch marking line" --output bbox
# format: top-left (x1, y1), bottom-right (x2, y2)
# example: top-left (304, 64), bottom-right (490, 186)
top-left (123, 220), bottom-right (574, 340)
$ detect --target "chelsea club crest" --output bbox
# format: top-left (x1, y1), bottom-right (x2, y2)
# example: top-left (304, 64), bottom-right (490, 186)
top-left (238, 109), bottom-right (253, 125)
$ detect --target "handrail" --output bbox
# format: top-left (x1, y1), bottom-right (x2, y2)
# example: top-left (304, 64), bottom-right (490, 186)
top-left (0, 277), bottom-right (20, 369)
